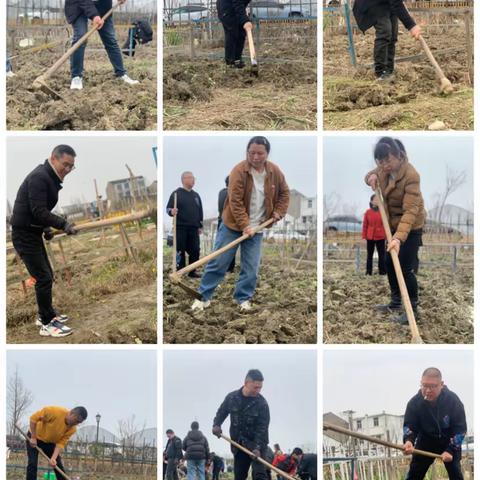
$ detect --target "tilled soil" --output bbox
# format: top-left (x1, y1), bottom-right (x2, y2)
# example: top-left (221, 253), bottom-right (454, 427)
top-left (163, 43), bottom-right (317, 130)
top-left (323, 19), bottom-right (473, 130)
top-left (7, 44), bottom-right (157, 130)
top-left (323, 265), bottom-right (473, 344)
top-left (163, 261), bottom-right (317, 344)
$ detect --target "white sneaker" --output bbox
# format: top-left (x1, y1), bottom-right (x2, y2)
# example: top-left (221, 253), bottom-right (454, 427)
top-left (6, 71), bottom-right (15, 78)
top-left (39, 320), bottom-right (73, 337)
top-left (70, 76), bottom-right (83, 90)
top-left (119, 74), bottom-right (139, 85)
top-left (239, 301), bottom-right (253, 311)
top-left (35, 314), bottom-right (69, 327)
top-left (191, 299), bottom-right (211, 311)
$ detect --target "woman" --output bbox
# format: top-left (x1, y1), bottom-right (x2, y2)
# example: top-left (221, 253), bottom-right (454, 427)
top-left (192, 136), bottom-right (290, 311)
top-left (365, 137), bottom-right (425, 325)
top-left (362, 194), bottom-right (386, 276)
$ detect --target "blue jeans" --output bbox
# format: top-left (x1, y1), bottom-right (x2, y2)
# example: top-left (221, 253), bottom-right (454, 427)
top-left (187, 459), bottom-right (206, 480)
top-left (199, 223), bottom-right (263, 303)
top-left (70, 15), bottom-right (126, 78)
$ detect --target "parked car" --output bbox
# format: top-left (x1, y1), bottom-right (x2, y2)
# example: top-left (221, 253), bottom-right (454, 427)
top-left (169, 4), bottom-right (210, 24)
top-left (324, 215), bottom-right (362, 233)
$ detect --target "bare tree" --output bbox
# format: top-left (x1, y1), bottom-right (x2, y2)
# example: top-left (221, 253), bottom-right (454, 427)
top-left (117, 415), bottom-right (147, 449)
top-left (434, 167), bottom-right (467, 224)
top-left (323, 192), bottom-right (341, 219)
top-left (7, 366), bottom-right (33, 436)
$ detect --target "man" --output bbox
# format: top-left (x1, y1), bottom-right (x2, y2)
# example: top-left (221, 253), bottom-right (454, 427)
top-left (183, 421), bottom-right (210, 480)
top-left (272, 448), bottom-right (303, 478)
top-left (297, 454), bottom-right (317, 480)
top-left (402, 367), bottom-right (466, 480)
top-left (27, 405), bottom-right (88, 480)
top-left (10, 146), bottom-right (79, 338)
top-left (210, 452), bottom-right (225, 480)
top-left (218, 176), bottom-right (235, 273)
top-left (352, 0), bottom-right (421, 80)
top-left (65, 0), bottom-right (139, 90)
top-left (165, 429), bottom-right (183, 480)
top-left (212, 369), bottom-right (270, 480)
top-left (166, 172), bottom-right (204, 277)
top-left (192, 136), bottom-right (289, 311)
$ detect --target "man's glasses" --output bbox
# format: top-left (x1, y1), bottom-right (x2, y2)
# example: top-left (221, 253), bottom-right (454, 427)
top-left (60, 162), bottom-right (76, 172)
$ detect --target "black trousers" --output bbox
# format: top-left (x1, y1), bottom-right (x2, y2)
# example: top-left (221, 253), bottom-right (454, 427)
top-left (234, 450), bottom-right (268, 480)
top-left (373, 12), bottom-right (399, 76)
top-left (366, 239), bottom-right (386, 275)
top-left (166, 458), bottom-right (179, 480)
top-left (12, 228), bottom-right (56, 325)
top-left (386, 229), bottom-right (422, 307)
top-left (406, 447), bottom-right (463, 480)
top-left (217, 4), bottom-right (246, 64)
top-left (213, 468), bottom-right (221, 480)
top-left (176, 226), bottom-right (200, 271)
top-left (26, 438), bottom-right (67, 480)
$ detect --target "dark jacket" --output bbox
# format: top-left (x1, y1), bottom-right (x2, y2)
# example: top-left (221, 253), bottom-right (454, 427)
top-left (403, 386), bottom-right (467, 455)
top-left (213, 388), bottom-right (270, 452)
top-left (212, 455), bottom-right (225, 471)
top-left (353, 0), bottom-right (416, 33)
top-left (166, 188), bottom-right (204, 229)
top-left (298, 454), bottom-right (317, 479)
top-left (273, 454), bottom-right (300, 475)
top-left (10, 160), bottom-right (67, 232)
top-left (64, 0), bottom-right (104, 24)
top-left (217, 0), bottom-right (251, 27)
top-left (218, 187), bottom-right (228, 223)
top-left (182, 429), bottom-right (210, 460)
top-left (165, 436), bottom-right (183, 461)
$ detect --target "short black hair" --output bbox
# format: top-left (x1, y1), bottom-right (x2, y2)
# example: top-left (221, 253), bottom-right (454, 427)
top-left (247, 136), bottom-right (271, 154)
top-left (166, 429), bottom-right (174, 434)
top-left (245, 369), bottom-right (264, 382)
top-left (292, 448), bottom-right (303, 456)
top-left (52, 145), bottom-right (76, 159)
top-left (191, 421), bottom-right (199, 430)
top-left (373, 137), bottom-right (406, 163)
top-left (225, 176), bottom-right (230, 187)
top-left (422, 367), bottom-right (442, 379)
top-left (71, 406), bottom-right (88, 421)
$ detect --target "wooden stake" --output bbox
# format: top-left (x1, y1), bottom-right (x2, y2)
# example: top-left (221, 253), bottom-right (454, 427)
top-left (172, 192), bottom-right (177, 272)
top-left (14, 251), bottom-right (28, 296)
top-left (58, 239), bottom-right (72, 287)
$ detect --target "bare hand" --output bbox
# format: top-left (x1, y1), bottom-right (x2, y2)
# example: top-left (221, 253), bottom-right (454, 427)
top-left (252, 449), bottom-right (261, 459)
top-left (118, 0), bottom-right (127, 3)
top-left (403, 441), bottom-right (414, 455)
top-left (387, 239), bottom-right (401, 255)
top-left (29, 437), bottom-right (38, 448)
top-left (49, 458), bottom-right (57, 467)
top-left (212, 425), bottom-right (222, 438)
top-left (367, 174), bottom-right (378, 190)
top-left (93, 16), bottom-right (104, 29)
top-left (243, 21), bottom-right (253, 31)
top-left (243, 226), bottom-right (255, 237)
top-left (272, 212), bottom-right (282, 222)
top-left (441, 452), bottom-right (453, 463)
top-left (171, 207), bottom-right (178, 215)
top-left (198, 229), bottom-right (203, 235)
top-left (410, 25), bottom-right (421, 40)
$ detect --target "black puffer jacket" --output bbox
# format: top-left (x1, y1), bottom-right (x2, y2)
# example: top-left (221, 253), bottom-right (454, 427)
top-left (353, 0), bottom-right (416, 33)
top-left (183, 430), bottom-right (210, 460)
top-left (64, 0), bottom-right (114, 24)
top-left (213, 388), bottom-right (270, 452)
top-left (10, 160), bottom-right (67, 231)
top-left (216, 0), bottom-right (251, 27)
top-left (403, 386), bottom-right (467, 455)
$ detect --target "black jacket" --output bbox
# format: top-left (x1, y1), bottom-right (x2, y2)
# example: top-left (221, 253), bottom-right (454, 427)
top-left (213, 388), bottom-right (270, 452)
top-left (211, 454), bottom-right (225, 471)
top-left (10, 160), bottom-right (67, 232)
top-left (218, 188), bottom-right (228, 223)
top-left (217, 0), bottom-right (251, 27)
top-left (298, 454), bottom-right (317, 478)
top-left (65, 0), bottom-right (102, 24)
top-left (166, 188), bottom-right (204, 229)
top-left (165, 436), bottom-right (183, 461)
top-left (353, 0), bottom-right (416, 33)
top-left (182, 430), bottom-right (210, 460)
top-left (403, 386), bottom-right (467, 455)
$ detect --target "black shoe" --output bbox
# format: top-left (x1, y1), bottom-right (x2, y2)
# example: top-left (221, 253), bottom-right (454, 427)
top-left (188, 271), bottom-right (201, 278)
top-left (375, 302), bottom-right (402, 313)
top-left (234, 60), bottom-right (245, 69)
top-left (376, 72), bottom-right (395, 82)
top-left (391, 309), bottom-right (419, 326)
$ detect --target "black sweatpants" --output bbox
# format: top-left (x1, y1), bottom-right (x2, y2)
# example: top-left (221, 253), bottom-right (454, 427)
top-left (12, 227), bottom-right (56, 325)
top-left (234, 450), bottom-right (268, 480)
top-left (26, 438), bottom-right (67, 480)
top-left (386, 229), bottom-right (422, 307)
top-left (217, 3), bottom-right (246, 65)
top-left (406, 448), bottom-right (463, 480)
top-left (176, 226), bottom-right (200, 272)
top-left (366, 239), bottom-right (386, 275)
top-left (373, 12), bottom-right (399, 76)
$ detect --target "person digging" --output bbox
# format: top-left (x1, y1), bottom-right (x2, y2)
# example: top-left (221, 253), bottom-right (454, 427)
top-left (365, 136), bottom-right (425, 326)
top-left (65, 0), bottom-right (139, 90)
top-left (10, 145), bottom-right (79, 338)
top-left (191, 136), bottom-right (290, 312)
top-left (402, 367), bottom-right (466, 480)
top-left (212, 369), bottom-right (270, 480)
top-left (272, 447), bottom-right (303, 480)
top-left (26, 405), bottom-right (88, 480)
top-left (352, 0), bottom-right (421, 81)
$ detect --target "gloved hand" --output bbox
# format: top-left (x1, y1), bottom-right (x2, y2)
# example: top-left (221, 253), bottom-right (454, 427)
top-left (212, 426), bottom-right (222, 438)
top-left (252, 449), bottom-right (261, 459)
top-left (64, 222), bottom-right (78, 235)
top-left (43, 228), bottom-right (54, 241)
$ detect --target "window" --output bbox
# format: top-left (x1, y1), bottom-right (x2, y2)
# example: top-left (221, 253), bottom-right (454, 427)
top-left (373, 417), bottom-right (379, 427)
top-left (308, 199), bottom-right (313, 208)
top-left (356, 420), bottom-right (362, 430)
top-left (302, 216), bottom-right (307, 223)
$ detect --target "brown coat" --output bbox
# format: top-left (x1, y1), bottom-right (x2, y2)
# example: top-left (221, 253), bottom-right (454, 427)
top-left (365, 160), bottom-right (425, 243)
top-left (222, 160), bottom-right (290, 232)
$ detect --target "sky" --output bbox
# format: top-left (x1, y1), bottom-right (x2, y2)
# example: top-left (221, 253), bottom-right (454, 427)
top-left (323, 135), bottom-right (473, 216)
top-left (323, 349), bottom-right (474, 433)
top-left (6, 136), bottom-right (157, 208)
top-left (7, 350), bottom-right (157, 434)
top-left (163, 135), bottom-right (317, 226)
top-left (163, 349), bottom-right (317, 457)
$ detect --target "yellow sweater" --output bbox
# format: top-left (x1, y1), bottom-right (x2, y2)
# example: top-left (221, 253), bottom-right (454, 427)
top-left (30, 406), bottom-right (77, 448)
